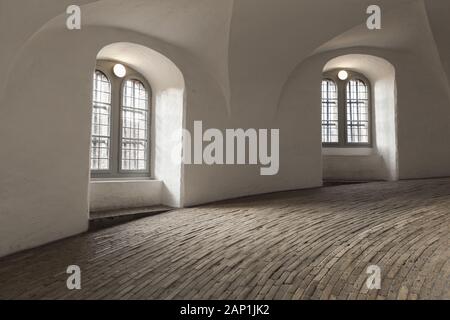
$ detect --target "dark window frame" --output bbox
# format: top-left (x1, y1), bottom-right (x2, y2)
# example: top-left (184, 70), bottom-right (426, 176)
top-left (321, 78), bottom-right (339, 144)
top-left (322, 70), bottom-right (373, 148)
top-left (90, 60), bottom-right (152, 179)
top-left (90, 70), bottom-right (113, 173)
top-left (118, 77), bottom-right (151, 175)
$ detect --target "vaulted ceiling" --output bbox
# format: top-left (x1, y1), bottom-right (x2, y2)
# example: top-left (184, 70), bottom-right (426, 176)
top-left (1, 0), bottom-right (449, 109)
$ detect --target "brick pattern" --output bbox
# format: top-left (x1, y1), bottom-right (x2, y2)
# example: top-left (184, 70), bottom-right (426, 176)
top-left (0, 179), bottom-right (449, 300)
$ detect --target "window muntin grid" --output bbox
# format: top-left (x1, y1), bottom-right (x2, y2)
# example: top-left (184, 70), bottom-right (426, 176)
top-left (346, 79), bottom-right (369, 144)
top-left (321, 79), bottom-right (339, 143)
top-left (91, 71), bottom-right (111, 171)
top-left (121, 79), bottom-right (149, 171)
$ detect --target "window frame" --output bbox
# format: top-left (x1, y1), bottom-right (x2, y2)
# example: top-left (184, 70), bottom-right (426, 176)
top-left (321, 78), bottom-right (339, 145)
top-left (321, 70), bottom-right (373, 148)
top-left (90, 61), bottom-right (153, 179)
top-left (90, 69), bottom-right (113, 175)
top-left (118, 76), bottom-right (151, 175)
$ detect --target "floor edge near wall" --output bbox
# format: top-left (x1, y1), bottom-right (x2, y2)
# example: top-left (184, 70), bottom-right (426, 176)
top-left (89, 206), bottom-right (174, 231)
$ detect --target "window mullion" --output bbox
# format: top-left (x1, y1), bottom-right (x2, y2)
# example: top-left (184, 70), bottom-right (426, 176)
top-left (339, 80), bottom-right (346, 146)
top-left (111, 75), bottom-right (120, 175)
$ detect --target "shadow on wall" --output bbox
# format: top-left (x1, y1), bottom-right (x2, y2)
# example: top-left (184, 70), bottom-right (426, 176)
top-left (322, 54), bottom-right (398, 182)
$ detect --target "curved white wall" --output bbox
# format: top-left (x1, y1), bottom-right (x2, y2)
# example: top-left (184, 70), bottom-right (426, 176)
top-left (0, 24), bottom-right (210, 256)
top-left (1, 0), bottom-right (450, 257)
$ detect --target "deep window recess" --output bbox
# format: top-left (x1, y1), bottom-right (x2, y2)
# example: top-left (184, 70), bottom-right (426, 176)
top-left (321, 71), bottom-right (372, 147)
top-left (90, 61), bottom-right (151, 178)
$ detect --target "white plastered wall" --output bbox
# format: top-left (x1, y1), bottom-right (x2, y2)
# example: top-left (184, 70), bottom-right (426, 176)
top-left (0, 0), bottom-right (233, 256)
top-left (1, 0), bottom-right (450, 258)
top-left (0, 25), bottom-right (198, 257)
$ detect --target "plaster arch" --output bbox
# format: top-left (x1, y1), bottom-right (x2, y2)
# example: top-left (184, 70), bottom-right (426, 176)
top-left (96, 42), bottom-right (186, 208)
top-left (323, 54), bottom-right (398, 181)
top-left (0, 21), bottom-right (229, 256)
top-left (1, 0), bottom-right (233, 115)
top-left (275, 48), bottom-right (400, 187)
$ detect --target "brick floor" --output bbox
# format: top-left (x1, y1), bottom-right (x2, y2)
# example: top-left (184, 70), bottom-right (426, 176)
top-left (0, 179), bottom-right (449, 300)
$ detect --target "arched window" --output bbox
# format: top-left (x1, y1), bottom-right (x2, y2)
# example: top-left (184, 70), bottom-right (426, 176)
top-left (121, 79), bottom-right (149, 171)
top-left (321, 71), bottom-right (371, 147)
top-left (346, 79), bottom-right (369, 144)
top-left (91, 71), bottom-right (111, 171)
top-left (90, 62), bottom-right (151, 178)
top-left (321, 79), bottom-right (338, 143)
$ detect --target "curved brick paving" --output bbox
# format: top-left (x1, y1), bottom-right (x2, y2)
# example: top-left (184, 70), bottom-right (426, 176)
top-left (0, 179), bottom-right (449, 300)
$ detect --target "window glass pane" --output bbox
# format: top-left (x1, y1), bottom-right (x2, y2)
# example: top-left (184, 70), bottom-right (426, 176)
top-left (321, 79), bottom-right (339, 143)
top-left (91, 71), bottom-right (111, 170)
top-left (121, 79), bottom-right (149, 171)
top-left (346, 79), bottom-right (369, 144)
